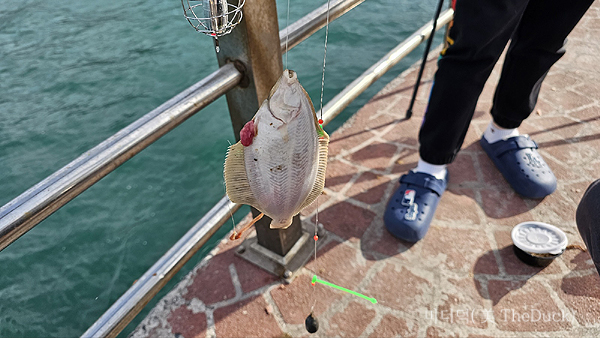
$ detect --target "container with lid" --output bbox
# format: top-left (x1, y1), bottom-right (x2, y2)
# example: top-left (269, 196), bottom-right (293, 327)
top-left (511, 221), bottom-right (568, 267)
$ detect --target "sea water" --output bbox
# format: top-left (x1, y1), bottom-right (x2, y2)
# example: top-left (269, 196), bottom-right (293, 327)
top-left (0, 0), bottom-right (442, 336)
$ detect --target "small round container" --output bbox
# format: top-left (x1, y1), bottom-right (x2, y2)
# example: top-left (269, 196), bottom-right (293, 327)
top-left (511, 221), bottom-right (568, 267)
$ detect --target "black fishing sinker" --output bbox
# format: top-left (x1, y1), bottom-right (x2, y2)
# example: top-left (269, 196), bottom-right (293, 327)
top-left (305, 313), bottom-right (319, 333)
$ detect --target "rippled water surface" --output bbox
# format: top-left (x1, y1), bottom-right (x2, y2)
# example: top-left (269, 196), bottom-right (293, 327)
top-left (0, 0), bottom-right (441, 336)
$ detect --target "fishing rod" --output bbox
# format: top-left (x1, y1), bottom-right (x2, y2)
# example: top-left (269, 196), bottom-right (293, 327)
top-left (405, 0), bottom-right (446, 119)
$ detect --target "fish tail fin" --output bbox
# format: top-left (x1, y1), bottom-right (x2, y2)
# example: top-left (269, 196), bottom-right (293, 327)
top-left (270, 217), bottom-right (294, 229)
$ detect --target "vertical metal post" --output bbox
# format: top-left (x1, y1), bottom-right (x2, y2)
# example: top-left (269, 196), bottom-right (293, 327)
top-left (215, 0), bottom-right (303, 258)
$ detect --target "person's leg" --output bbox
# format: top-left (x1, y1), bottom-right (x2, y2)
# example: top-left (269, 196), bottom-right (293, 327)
top-left (576, 180), bottom-right (600, 275)
top-left (480, 0), bottom-right (593, 199)
top-left (491, 0), bottom-right (594, 128)
top-left (386, 0), bottom-right (530, 242)
top-left (419, 0), bottom-right (529, 165)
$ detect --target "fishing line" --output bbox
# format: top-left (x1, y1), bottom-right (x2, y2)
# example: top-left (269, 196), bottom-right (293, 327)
top-left (224, 182), bottom-right (237, 235)
top-left (318, 0), bottom-right (331, 124)
top-left (311, 172), bottom-right (323, 312)
top-left (311, 0), bottom-right (331, 316)
top-left (285, 0), bottom-right (291, 70)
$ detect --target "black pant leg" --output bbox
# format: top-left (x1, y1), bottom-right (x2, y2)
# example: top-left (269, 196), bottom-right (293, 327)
top-left (576, 179), bottom-right (600, 275)
top-left (491, 0), bottom-right (594, 128)
top-left (419, 0), bottom-right (529, 164)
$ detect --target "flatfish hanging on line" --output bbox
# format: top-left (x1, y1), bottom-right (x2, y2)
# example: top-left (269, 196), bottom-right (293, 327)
top-left (224, 69), bottom-right (329, 233)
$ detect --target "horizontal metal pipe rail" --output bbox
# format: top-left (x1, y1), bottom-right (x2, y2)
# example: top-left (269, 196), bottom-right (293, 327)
top-left (0, 64), bottom-right (242, 252)
top-left (280, 0), bottom-right (365, 52)
top-left (81, 196), bottom-right (240, 338)
top-left (83, 7), bottom-right (454, 338)
top-left (322, 7), bottom-right (454, 125)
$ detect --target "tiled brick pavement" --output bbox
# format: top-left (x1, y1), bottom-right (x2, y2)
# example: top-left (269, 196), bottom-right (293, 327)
top-left (131, 4), bottom-right (600, 337)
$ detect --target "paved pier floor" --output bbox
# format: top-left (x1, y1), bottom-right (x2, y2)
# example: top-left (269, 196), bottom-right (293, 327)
top-left (131, 4), bottom-right (600, 337)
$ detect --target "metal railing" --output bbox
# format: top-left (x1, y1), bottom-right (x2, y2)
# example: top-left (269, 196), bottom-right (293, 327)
top-left (280, 0), bottom-right (364, 52)
top-left (322, 8), bottom-right (454, 125)
top-left (0, 0), bottom-right (453, 336)
top-left (0, 64), bottom-right (242, 252)
top-left (81, 196), bottom-right (239, 338)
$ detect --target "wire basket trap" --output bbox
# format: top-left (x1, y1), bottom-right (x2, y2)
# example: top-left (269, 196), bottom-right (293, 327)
top-left (181, 0), bottom-right (245, 38)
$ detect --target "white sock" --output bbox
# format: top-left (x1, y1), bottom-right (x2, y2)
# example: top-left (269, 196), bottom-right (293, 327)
top-left (483, 121), bottom-right (519, 144)
top-left (413, 159), bottom-right (447, 180)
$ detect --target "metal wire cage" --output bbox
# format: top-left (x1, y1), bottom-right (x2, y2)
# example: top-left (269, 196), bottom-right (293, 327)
top-left (181, 0), bottom-right (245, 37)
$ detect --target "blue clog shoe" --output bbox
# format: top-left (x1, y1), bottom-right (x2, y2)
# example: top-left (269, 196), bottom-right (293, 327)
top-left (480, 135), bottom-right (556, 199)
top-left (384, 171), bottom-right (448, 242)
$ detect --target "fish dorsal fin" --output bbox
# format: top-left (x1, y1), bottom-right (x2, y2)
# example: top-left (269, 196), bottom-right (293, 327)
top-left (224, 141), bottom-right (257, 207)
top-left (295, 131), bottom-right (330, 214)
